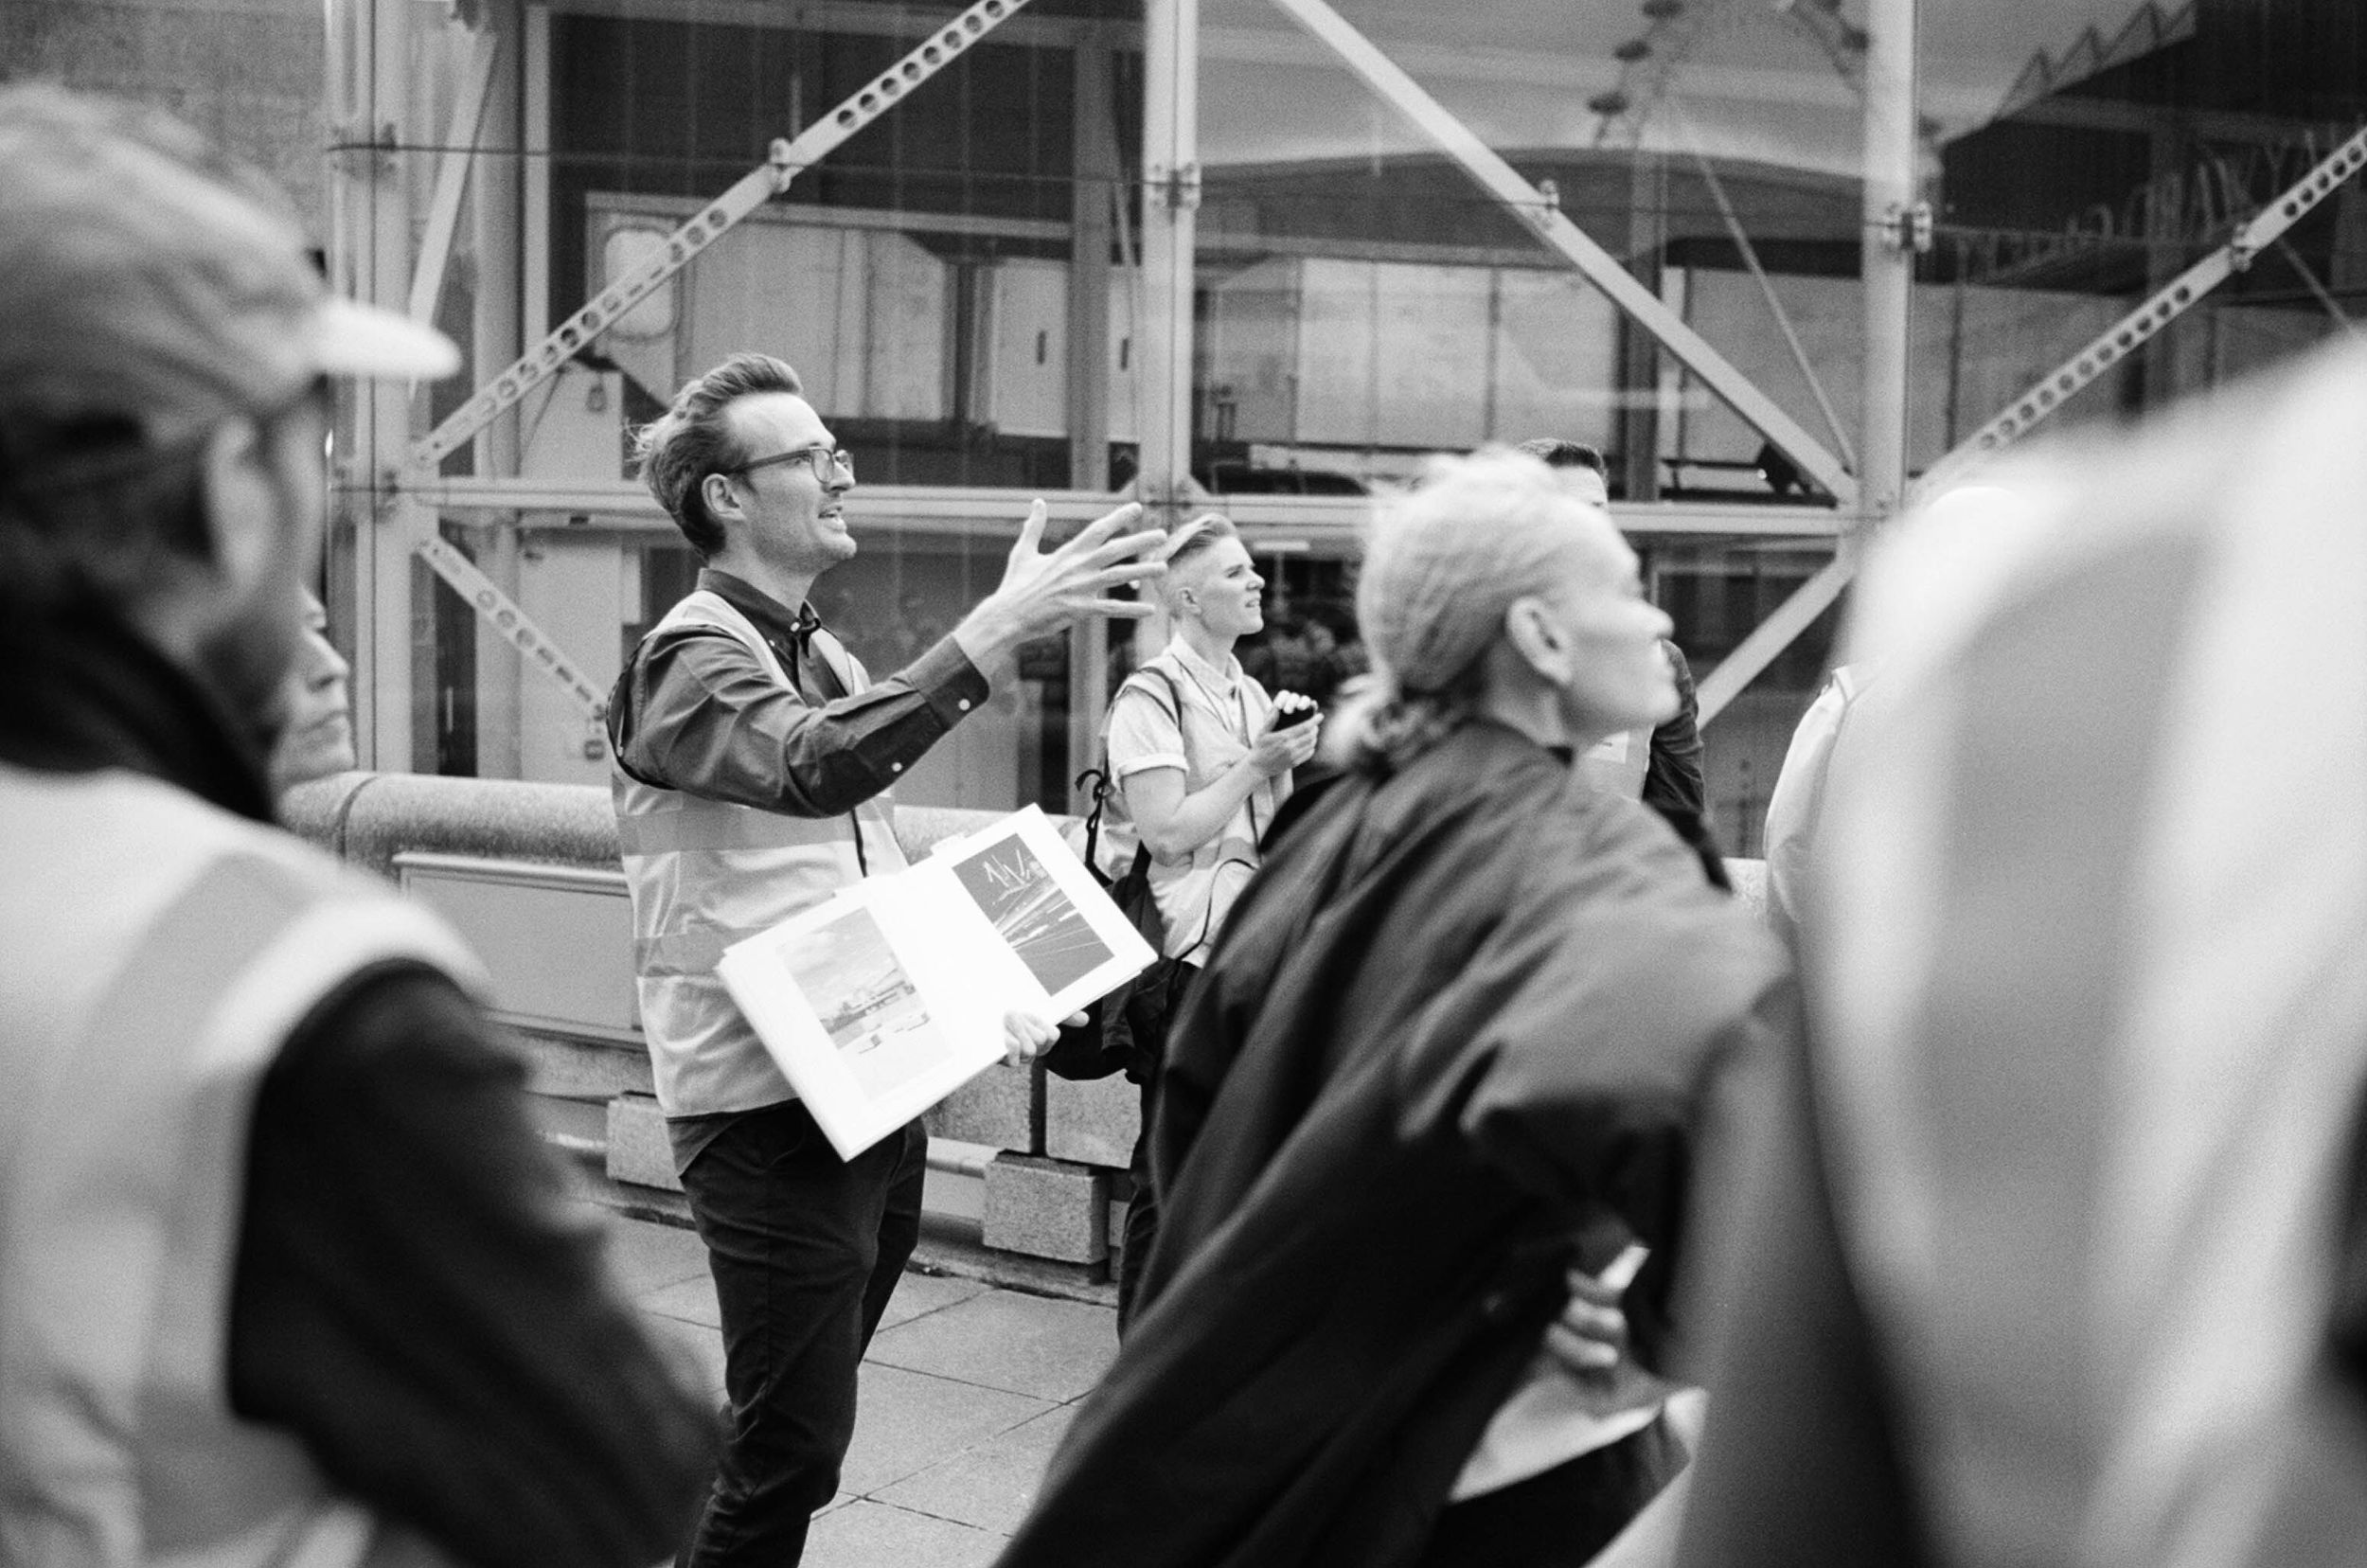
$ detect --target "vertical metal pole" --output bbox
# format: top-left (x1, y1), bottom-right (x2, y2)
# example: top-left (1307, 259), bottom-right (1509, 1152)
top-left (522, 3), bottom-right (553, 347)
top-left (1068, 24), bottom-right (1116, 494)
top-left (1860, 0), bottom-right (1917, 529)
top-left (1068, 22), bottom-right (1117, 793)
top-left (354, 0), bottom-right (422, 771)
top-left (1139, 0), bottom-right (1200, 531)
top-left (473, 0), bottom-right (525, 779)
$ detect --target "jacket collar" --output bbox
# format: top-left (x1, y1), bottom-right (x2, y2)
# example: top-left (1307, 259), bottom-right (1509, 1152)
top-left (0, 602), bottom-right (275, 822)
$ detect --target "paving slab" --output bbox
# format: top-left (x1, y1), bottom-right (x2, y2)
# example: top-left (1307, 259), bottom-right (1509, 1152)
top-left (640, 1310), bottom-right (728, 1402)
top-left (871, 1403), bottom-right (1077, 1536)
top-left (878, 1269), bottom-right (992, 1332)
top-left (865, 1288), bottom-right (1117, 1403)
top-left (838, 1362), bottom-right (1052, 1497)
top-left (801, 1499), bottom-right (1007, 1568)
top-left (597, 1211), bottom-right (709, 1296)
top-left (640, 1272), bottom-right (721, 1329)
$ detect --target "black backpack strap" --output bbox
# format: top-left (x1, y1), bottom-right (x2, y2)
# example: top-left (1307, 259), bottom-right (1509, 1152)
top-left (1081, 664), bottom-right (1192, 864)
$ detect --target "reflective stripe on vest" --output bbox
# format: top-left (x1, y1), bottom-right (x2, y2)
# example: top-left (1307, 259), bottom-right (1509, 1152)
top-left (613, 591), bottom-right (906, 1114)
top-left (0, 767), bottom-right (480, 1568)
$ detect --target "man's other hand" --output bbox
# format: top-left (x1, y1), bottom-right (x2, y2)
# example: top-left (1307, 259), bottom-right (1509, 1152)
top-left (953, 501), bottom-right (1166, 673)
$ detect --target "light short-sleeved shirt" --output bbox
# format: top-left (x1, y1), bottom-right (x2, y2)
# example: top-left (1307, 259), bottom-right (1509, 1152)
top-left (1103, 639), bottom-right (1287, 966)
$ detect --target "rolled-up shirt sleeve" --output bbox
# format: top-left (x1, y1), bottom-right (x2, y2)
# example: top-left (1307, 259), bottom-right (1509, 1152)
top-left (1104, 682), bottom-right (1186, 780)
top-left (609, 628), bottom-right (988, 815)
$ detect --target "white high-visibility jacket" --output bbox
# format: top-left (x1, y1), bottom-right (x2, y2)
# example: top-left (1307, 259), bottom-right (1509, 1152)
top-left (0, 764), bottom-right (482, 1568)
top-left (611, 590), bottom-right (907, 1115)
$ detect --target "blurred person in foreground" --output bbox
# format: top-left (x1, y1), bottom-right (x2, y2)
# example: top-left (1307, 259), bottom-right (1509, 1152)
top-left (1673, 349), bottom-right (2367, 1565)
top-left (610, 351), bottom-right (1165, 1567)
top-left (1756, 484), bottom-right (2042, 950)
top-left (998, 449), bottom-right (1794, 1568)
top-left (1515, 438), bottom-right (1722, 889)
top-left (1101, 512), bottom-right (1319, 1327)
top-left (0, 84), bottom-right (712, 1566)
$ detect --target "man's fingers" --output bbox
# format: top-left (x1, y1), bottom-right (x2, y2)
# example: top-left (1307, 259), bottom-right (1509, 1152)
top-left (1081, 561), bottom-right (1167, 593)
top-left (1085, 598), bottom-right (1159, 620)
top-left (1544, 1321), bottom-right (1622, 1372)
top-left (1011, 497), bottom-right (1049, 558)
top-left (1052, 526), bottom-right (1166, 573)
top-left (1058, 501), bottom-right (1146, 555)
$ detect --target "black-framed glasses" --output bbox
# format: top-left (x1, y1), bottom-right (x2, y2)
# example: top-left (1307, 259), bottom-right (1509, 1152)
top-left (721, 443), bottom-right (854, 485)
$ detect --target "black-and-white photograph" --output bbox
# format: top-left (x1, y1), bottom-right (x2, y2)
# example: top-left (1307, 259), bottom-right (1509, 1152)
top-left (779, 905), bottom-right (952, 1101)
top-left (947, 829), bottom-right (1116, 997)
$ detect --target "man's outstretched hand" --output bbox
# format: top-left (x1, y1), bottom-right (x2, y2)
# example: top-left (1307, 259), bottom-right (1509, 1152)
top-left (953, 500), bottom-right (1166, 673)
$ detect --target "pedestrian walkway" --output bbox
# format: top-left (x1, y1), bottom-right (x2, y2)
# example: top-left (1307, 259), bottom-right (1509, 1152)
top-left (596, 1203), bottom-right (1116, 1567)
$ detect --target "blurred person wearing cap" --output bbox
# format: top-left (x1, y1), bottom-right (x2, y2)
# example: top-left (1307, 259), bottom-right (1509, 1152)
top-left (1515, 439), bottom-right (1723, 891)
top-left (1673, 355), bottom-right (2367, 1565)
top-left (998, 449), bottom-right (1792, 1568)
top-left (609, 351), bottom-right (1166, 1567)
top-left (0, 84), bottom-right (712, 1568)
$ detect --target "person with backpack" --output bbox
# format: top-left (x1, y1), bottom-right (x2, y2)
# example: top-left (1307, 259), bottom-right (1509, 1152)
top-left (1102, 513), bottom-right (1320, 1326)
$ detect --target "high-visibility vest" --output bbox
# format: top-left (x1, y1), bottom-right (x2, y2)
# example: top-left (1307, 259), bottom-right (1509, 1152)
top-left (0, 764), bottom-right (483, 1568)
top-left (1806, 352), bottom-right (2367, 1568)
top-left (612, 590), bottom-right (907, 1115)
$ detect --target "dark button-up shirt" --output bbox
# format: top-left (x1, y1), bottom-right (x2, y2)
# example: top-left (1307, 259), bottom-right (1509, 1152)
top-left (607, 568), bottom-right (988, 816)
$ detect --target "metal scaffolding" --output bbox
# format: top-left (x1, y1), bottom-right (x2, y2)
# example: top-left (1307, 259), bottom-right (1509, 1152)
top-left (326, 0), bottom-right (2367, 772)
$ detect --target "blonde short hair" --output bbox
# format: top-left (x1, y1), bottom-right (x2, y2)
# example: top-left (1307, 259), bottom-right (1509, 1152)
top-left (1333, 447), bottom-right (1607, 771)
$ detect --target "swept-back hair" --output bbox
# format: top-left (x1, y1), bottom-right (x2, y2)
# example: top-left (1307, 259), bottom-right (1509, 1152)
top-left (632, 352), bottom-right (803, 558)
top-left (1330, 447), bottom-right (1598, 773)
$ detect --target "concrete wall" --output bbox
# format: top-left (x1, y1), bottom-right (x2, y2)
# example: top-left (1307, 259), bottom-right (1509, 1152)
top-left (1, 0), bottom-right (328, 232)
top-left (282, 772), bottom-right (1771, 1281)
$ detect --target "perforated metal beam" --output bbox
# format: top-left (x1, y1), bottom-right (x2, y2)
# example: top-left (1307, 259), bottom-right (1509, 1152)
top-left (409, 0), bottom-right (1041, 474)
top-left (1918, 119), bottom-right (2367, 500)
top-left (1265, 0), bottom-right (1860, 510)
top-left (392, 0), bottom-right (1043, 720)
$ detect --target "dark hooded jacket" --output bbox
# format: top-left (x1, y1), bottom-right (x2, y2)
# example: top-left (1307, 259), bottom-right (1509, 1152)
top-left (997, 719), bottom-right (1795, 1568)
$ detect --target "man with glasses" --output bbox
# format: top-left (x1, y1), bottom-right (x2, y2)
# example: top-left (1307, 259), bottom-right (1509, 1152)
top-left (610, 350), bottom-right (1166, 1567)
top-left (0, 85), bottom-right (713, 1566)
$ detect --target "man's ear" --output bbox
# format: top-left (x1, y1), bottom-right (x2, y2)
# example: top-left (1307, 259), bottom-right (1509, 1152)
top-left (702, 471), bottom-right (745, 527)
top-left (1501, 595), bottom-right (1573, 684)
top-left (196, 416), bottom-right (279, 599)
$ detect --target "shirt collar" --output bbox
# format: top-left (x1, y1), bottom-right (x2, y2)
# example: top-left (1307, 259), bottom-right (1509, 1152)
top-left (1165, 635), bottom-right (1239, 699)
top-left (699, 568), bottom-right (822, 649)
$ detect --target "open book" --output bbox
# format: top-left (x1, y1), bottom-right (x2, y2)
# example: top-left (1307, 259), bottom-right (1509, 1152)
top-left (717, 805), bottom-right (1157, 1159)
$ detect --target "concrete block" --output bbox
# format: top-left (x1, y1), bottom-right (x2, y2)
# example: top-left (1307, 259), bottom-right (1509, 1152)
top-left (1044, 1071), bottom-right (1139, 1170)
top-left (982, 1153), bottom-right (1109, 1264)
top-left (923, 1060), bottom-right (1041, 1151)
top-left (606, 1093), bottom-right (682, 1193)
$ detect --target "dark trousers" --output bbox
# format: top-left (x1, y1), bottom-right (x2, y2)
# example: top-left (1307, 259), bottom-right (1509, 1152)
top-left (1114, 1067), bottom-right (1160, 1332)
top-left (675, 1101), bottom-right (927, 1568)
top-left (1411, 1418), bottom-right (1683, 1568)
top-left (1114, 958), bottom-right (1197, 1334)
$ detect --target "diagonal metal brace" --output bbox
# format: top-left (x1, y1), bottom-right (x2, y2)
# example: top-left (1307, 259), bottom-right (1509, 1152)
top-left (1265, 0), bottom-right (1859, 509)
top-left (408, 0), bottom-right (1041, 472)
top-left (1919, 119), bottom-right (2367, 500)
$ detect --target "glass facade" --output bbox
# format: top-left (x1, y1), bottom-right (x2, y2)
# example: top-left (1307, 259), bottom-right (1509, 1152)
top-left (284, 0), bottom-right (2367, 848)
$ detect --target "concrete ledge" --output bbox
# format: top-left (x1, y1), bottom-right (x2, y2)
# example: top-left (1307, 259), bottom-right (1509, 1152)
top-left (605, 1093), bottom-right (682, 1192)
top-left (983, 1152), bottom-right (1110, 1264)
